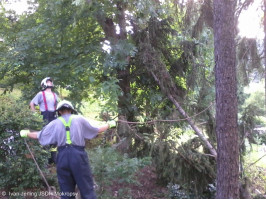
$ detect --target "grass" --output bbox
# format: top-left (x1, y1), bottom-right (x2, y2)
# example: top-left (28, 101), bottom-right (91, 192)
top-left (244, 143), bottom-right (266, 168)
top-left (243, 143), bottom-right (266, 198)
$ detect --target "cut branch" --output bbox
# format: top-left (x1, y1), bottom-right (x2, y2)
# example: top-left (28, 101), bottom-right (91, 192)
top-left (151, 71), bottom-right (217, 158)
top-left (137, 40), bottom-right (217, 158)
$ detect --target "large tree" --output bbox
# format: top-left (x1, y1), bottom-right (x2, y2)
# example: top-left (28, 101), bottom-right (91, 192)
top-left (213, 0), bottom-right (239, 198)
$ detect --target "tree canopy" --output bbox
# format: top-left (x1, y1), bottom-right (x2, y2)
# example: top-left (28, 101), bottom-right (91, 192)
top-left (0, 0), bottom-right (266, 198)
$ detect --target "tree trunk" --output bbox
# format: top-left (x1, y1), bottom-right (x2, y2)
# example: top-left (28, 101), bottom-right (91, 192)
top-left (213, 0), bottom-right (239, 198)
top-left (116, 1), bottom-right (134, 122)
top-left (94, 1), bottom-right (133, 124)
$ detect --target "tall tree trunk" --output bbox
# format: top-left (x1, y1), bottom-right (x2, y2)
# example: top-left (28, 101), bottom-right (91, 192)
top-left (213, 0), bottom-right (239, 198)
top-left (95, 1), bottom-right (133, 126)
top-left (116, 1), bottom-right (134, 122)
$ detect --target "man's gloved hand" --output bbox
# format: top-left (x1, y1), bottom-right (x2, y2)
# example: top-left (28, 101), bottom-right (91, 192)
top-left (107, 120), bottom-right (116, 128)
top-left (20, 129), bottom-right (30, 138)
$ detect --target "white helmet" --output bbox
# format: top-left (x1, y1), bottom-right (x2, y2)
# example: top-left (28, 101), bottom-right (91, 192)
top-left (56, 100), bottom-right (77, 115)
top-left (41, 77), bottom-right (54, 91)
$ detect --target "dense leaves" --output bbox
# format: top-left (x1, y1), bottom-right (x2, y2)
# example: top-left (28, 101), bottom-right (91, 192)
top-left (0, 94), bottom-right (55, 194)
top-left (0, 0), bottom-right (265, 198)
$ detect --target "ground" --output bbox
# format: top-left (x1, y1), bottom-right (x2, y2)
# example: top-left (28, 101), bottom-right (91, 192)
top-left (1, 163), bottom-right (265, 199)
top-left (0, 165), bottom-right (168, 199)
top-left (103, 165), bottom-right (168, 199)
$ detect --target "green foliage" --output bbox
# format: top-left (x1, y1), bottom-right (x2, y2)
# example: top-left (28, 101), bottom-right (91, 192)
top-left (0, 0), bottom-right (106, 104)
top-left (1, 0), bottom-right (265, 198)
top-left (103, 40), bottom-right (137, 70)
top-left (151, 135), bottom-right (216, 197)
top-left (0, 94), bottom-right (56, 194)
top-left (242, 144), bottom-right (266, 198)
top-left (0, 95), bottom-right (42, 132)
top-left (89, 147), bottom-right (151, 198)
top-left (239, 83), bottom-right (266, 147)
top-left (96, 77), bottom-right (121, 113)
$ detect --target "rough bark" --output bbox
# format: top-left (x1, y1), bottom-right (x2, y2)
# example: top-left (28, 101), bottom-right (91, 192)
top-left (213, 0), bottom-right (239, 198)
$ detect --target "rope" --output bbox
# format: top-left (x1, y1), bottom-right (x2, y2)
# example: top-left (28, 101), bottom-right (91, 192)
top-left (24, 139), bottom-right (50, 189)
top-left (118, 102), bottom-right (214, 125)
top-left (24, 140), bottom-right (64, 199)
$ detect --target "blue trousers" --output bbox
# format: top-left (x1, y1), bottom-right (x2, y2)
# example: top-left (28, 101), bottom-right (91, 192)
top-left (56, 145), bottom-right (96, 199)
top-left (41, 111), bottom-right (57, 164)
top-left (41, 111), bottom-right (56, 124)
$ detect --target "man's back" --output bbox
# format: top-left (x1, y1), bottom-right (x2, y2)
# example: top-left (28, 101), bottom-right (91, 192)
top-left (37, 114), bottom-right (99, 147)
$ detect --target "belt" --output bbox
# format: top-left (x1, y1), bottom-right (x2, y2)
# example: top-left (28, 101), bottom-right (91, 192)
top-left (57, 144), bottom-right (85, 151)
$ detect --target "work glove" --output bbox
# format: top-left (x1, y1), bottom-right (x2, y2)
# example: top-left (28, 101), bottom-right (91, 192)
top-left (107, 120), bottom-right (116, 128)
top-left (20, 129), bottom-right (30, 138)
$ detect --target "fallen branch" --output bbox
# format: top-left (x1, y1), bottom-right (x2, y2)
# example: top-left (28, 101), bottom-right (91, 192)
top-left (167, 93), bottom-right (217, 158)
top-left (118, 103), bottom-right (213, 124)
top-left (150, 71), bottom-right (217, 158)
top-left (246, 153), bottom-right (266, 169)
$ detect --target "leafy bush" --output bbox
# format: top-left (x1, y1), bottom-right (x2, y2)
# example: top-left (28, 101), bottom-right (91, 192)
top-left (151, 136), bottom-right (216, 197)
top-left (89, 147), bottom-right (151, 198)
top-left (0, 94), bottom-right (56, 196)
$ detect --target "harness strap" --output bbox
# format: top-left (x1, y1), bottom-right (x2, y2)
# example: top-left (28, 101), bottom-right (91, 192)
top-left (42, 91), bottom-right (48, 111)
top-left (52, 92), bottom-right (57, 110)
top-left (58, 116), bottom-right (73, 144)
top-left (42, 91), bottom-right (57, 111)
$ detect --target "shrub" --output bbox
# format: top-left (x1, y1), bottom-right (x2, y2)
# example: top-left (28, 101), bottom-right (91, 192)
top-left (0, 94), bottom-right (56, 197)
top-left (89, 146), bottom-right (151, 198)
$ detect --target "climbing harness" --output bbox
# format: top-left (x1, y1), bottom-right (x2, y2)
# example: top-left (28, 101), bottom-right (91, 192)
top-left (58, 116), bottom-right (73, 144)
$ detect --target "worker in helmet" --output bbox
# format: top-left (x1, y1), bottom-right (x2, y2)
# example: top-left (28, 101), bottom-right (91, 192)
top-left (30, 77), bottom-right (59, 165)
top-left (20, 100), bottom-right (116, 199)
top-left (30, 77), bottom-right (59, 123)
